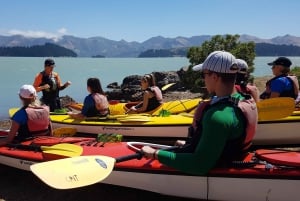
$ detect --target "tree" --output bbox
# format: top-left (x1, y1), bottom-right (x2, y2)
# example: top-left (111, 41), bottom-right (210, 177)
top-left (183, 34), bottom-right (256, 92)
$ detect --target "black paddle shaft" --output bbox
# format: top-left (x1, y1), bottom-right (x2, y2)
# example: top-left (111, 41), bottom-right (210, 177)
top-left (6, 143), bottom-right (42, 152)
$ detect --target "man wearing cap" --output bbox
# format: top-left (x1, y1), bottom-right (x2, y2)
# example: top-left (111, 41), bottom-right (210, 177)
top-left (0, 85), bottom-right (52, 146)
top-left (235, 59), bottom-right (260, 102)
top-left (33, 58), bottom-right (71, 112)
top-left (260, 57), bottom-right (299, 99)
top-left (141, 51), bottom-right (258, 175)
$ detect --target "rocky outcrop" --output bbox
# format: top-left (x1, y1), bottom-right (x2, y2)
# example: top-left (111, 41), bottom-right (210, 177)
top-left (106, 70), bottom-right (186, 101)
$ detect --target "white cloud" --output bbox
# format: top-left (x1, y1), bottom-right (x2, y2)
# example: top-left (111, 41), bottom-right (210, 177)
top-left (4, 28), bottom-right (69, 42)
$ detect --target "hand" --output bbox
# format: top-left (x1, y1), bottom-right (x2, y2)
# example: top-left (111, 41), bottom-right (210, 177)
top-left (130, 106), bottom-right (137, 111)
top-left (141, 146), bottom-right (156, 159)
top-left (65, 81), bottom-right (72, 87)
top-left (175, 140), bottom-right (186, 147)
top-left (126, 106), bottom-right (136, 114)
top-left (43, 84), bottom-right (50, 89)
top-left (67, 112), bottom-right (74, 117)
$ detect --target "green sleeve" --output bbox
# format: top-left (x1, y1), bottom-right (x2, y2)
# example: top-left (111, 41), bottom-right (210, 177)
top-left (158, 105), bottom-right (244, 175)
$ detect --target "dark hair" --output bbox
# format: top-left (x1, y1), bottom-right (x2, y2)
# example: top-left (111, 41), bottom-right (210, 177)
top-left (236, 73), bottom-right (248, 89)
top-left (44, 58), bottom-right (55, 66)
top-left (87, 78), bottom-right (105, 95)
top-left (142, 74), bottom-right (156, 87)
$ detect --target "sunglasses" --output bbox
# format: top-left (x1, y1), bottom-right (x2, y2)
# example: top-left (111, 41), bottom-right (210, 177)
top-left (200, 72), bottom-right (213, 79)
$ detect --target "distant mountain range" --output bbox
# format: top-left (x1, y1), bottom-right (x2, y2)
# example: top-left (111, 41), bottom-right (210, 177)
top-left (1, 34), bottom-right (300, 57)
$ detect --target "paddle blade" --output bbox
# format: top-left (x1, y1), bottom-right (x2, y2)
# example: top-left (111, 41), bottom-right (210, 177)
top-left (257, 97), bottom-right (295, 121)
top-left (31, 155), bottom-right (116, 189)
top-left (41, 143), bottom-right (83, 158)
top-left (162, 83), bottom-right (175, 91)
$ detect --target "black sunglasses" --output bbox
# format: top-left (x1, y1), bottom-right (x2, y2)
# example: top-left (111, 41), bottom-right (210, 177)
top-left (200, 72), bottom-right (213, 79)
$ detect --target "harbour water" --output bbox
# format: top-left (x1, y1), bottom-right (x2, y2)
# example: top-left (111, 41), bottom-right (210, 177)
top-left (1, 56), bottom-right (300, 118)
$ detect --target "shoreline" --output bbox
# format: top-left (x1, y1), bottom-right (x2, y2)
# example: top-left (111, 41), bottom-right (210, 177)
top-left (162, 75), bottom-right (269, 102)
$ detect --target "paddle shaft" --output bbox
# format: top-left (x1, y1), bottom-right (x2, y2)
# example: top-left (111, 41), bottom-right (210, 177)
top-left (6, 143), bottom-right (81, 153)
top-left (7, 143), bottom-right (44, 151)
top-left (116, 146), bottom-right (178, 163)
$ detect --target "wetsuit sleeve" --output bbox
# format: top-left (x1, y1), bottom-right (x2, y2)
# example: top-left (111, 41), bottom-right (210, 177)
top-left (158, 106), bottom-right (244, 175)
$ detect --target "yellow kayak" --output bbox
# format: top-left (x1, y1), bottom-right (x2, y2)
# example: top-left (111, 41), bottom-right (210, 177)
top-left (68, 98), bottom-right (201, 115)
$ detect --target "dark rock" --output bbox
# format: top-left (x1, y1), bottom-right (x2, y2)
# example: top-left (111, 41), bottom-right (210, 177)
top-left (107, 82), bottom-right (120, 89)
top-left (105, 70), bottom-right (189, 102)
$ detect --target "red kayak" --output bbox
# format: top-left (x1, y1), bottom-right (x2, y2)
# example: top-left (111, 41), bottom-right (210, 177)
top-left (0, 134), bottom-right (299, 201)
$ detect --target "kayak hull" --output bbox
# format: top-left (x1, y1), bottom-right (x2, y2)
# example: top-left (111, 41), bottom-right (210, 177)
top-left (104, 171), bottom-right (300, 201)
top-left (51, 114), bottom-right (191, 141)
top-left (50, 113), bottom-right (300, 145)
top-left (0, 137), bottom-right (300, 200)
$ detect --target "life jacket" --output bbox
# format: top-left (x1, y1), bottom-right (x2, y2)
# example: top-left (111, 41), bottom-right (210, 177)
top-left (260, 75), bottom-right (298, 99)
top-left (144, 86), bottom-right (162, 111)
top-left (235, 84), bottom-right (251, 96)
top-left (92, 93), bottom-right (109, 116)
top-left (180, 95), bottom-right (258, 161)
top-left (16, 106), bottom-right (51, 141)
top-left (40, 71), bottom-right (59, 98)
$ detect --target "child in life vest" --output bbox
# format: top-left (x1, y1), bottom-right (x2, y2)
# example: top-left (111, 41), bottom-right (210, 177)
top-left (0, 85), bottom-right (52, 146)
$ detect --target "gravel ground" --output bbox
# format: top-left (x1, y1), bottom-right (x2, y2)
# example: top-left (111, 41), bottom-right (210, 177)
top-left (0, 164), bottom-right (198, 201)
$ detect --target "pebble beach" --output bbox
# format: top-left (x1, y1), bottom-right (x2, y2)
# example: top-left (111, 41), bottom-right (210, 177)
top-left (0, 164), bottom-right (197, 201)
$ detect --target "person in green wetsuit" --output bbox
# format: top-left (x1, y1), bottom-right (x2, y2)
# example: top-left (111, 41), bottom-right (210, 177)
top-left (141, 51), bottom-right (258, 175)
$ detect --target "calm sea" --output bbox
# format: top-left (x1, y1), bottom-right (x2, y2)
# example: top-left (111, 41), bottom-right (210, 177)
top-left (1, 56), bottom-right (300, 118)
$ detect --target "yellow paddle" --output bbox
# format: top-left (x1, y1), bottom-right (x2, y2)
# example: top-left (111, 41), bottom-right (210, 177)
top-left (30, 142), bottom-right (177, 189)
top-left (185, 97), bottom-right (295, 121)
top-left (6, 143), bottom-right (83, 157)
top-left (257, 97), bottom-right (295, 121)
top-left (161, 83), bottom-right (176, 91)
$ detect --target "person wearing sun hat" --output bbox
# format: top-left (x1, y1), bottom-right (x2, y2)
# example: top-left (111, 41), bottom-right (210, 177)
top-left (260, 57), bottom-right (299, 100)
top-left (0, 85), bottom-right (52, 146)
top-left (33, 58), bottom-right (72, 112)
top-left (141, 50), bottom-right (258, 175)
top-left (235, 58), bottom-right (260, 102)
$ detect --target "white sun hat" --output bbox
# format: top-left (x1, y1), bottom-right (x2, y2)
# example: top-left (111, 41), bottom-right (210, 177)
top-left (192, 50), bottom-right (238, 74)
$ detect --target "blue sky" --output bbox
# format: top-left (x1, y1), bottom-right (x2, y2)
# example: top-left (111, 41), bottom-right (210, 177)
top-left (1, 0), bottom-right (299, 42)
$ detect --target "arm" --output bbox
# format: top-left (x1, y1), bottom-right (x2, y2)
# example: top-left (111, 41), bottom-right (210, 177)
top-left (134, 91), bottom-right (151, 113)
top-left (48, 121), bottom-right (53, 136)
top-left (0, 121), bottom-right (19, 146)
top-left (155, 107), bottom-right (244, 175)
top-left (127, 91), bottom-right (150, 113)
top-left (67, 95), bottom-right (90, 119)
top-left (248, 85), bottom-right (260, 102)
top-left (56, 73), bottom-right (71, 90)
top-left (33, 73), bottom-right (49, 92)
top-left (67, 112), bottom-right (85, 119)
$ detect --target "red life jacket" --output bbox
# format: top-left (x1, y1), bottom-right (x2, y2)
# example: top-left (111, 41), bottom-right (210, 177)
top-left (184, 95), bottom-right (257, 157)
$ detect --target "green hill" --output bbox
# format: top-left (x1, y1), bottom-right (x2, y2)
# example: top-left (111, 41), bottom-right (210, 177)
top-left (0, 43), bottom-right (77, 57)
